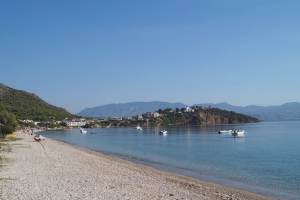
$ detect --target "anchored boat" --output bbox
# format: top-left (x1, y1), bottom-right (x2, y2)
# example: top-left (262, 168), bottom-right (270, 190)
top-left (218, 130), bottom-right (232, 134)
top-left (159, 130), bottom-right (168, 136)
top-left (232, 130), bottom-right (246, 137)
top-left (80, 128), bottom-right (87, 134)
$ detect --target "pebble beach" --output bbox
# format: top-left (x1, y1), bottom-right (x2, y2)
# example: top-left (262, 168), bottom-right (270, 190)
top-left (0, 131), bottom-right (273, 200)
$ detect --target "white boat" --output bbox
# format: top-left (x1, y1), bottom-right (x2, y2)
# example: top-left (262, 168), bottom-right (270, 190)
top-left (159, 130), bottom-right (167, 136)
top-left (218, 130), bottom-right (232, 134)
top-left (135, 126), bottom-right (142, 130)
top-left (232, 130), bottom-right (246, 137)
top-left (80, 128), bottom-right (87, 134)
top-left (34, 134), bottom-right (45, 141)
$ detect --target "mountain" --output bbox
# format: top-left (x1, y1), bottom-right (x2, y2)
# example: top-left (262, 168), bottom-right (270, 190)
top-left (77, 101), bottom-right (187, 117)
top-left (78, 101), bottom-right (300, 121)
top-left (92, 107), bottom-right (259, 128)
top-left (0, 83), bottom-right (75, 120)
top-left (193, 102), bottom-right (300, 121)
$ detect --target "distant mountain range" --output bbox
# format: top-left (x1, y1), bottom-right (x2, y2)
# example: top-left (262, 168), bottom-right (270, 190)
top-left (194, 102), bottom-right (300, 121)
top-left (77, 102), bottom-right (187, 118)
top-left (1, 82), bottom-right (299, 122)
top-left (77, 101), bottom-right (300, 121)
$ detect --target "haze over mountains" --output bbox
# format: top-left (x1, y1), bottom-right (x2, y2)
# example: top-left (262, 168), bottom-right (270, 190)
top-left (77, 102), bottom-right (187, 118)
top-left (77, 101), bottom-right (300, 121)
top-left (1, 82), bottom-right (299, 122)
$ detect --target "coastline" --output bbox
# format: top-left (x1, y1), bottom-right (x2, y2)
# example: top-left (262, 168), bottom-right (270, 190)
top-left (0, 131), bottom-right (273, 200)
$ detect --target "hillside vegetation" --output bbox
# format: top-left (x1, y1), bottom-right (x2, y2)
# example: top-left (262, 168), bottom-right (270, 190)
top-left (92, 107), bottom-right (260, 128)
top-left (194, 102), bottom-right (300, 121)
top-left (150, 108), bottom-right (259, 126)
top-left (79, 101), bottom-right (300, 121)
top-left (0, 83), bottom-right (75, 121)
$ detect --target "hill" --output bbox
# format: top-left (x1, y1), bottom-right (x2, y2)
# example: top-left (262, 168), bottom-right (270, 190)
top-left (77, 101), bottom-right (188, 117)
top-left (153, 107), bottom-right (260, 125)
top-left (78, 101), bottom-right (300, 121)
top-left (93, 107), bottom-right (260, 128)
top-left (193, 102), bottom-right (300, 121)
top-left (0, 83), bottom-right (75, 120)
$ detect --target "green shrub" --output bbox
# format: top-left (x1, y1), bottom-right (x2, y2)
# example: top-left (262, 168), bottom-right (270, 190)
top-left (1, 125), bottom-right (14, 134)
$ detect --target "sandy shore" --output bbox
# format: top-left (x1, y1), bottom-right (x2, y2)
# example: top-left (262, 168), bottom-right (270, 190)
top-left (0, 131), bottom-right (273, 200)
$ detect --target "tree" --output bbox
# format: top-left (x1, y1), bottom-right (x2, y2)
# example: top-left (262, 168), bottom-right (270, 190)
top-left (60, 122), bottom-right (68, 127)
top-left (0, 124), bottom-right (4, 139)
top-left (0, 112), bottom-right (18, 135)
top-left (164, 108), bottom-right (173, 113)
top-left (1, 125), bottom-right (14, 134)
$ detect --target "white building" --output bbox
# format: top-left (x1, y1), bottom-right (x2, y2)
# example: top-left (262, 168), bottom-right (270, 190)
top-left (185, 107), bottom-right (194, 113)
top-left (66, 121), bottom-right (86, 127)
top-left (65, 118), bottom-right (86, 127)
top-left (75, 118), bottom-right (85, 122)
top-left (145, 112), bottom-right (160, 118)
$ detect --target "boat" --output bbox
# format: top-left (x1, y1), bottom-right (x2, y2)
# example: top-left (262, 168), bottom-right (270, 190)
top-left (91, 132), bottom-right (97, 134)
top-left (232, 130), bottom-right (246, 137)
top-left (159, 130), bottom-right (167, 136)
top-left (218, 130), bottom-right (232, 134)
top-left (80, 128), bottom-right (87, 134)
top-left (135, 126), bottom-right (142, 130)
top-left (34, 134), bottom-right (45, 141)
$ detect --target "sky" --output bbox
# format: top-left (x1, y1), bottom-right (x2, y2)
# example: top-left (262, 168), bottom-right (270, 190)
top-left (1, 0), bottom-right (300, 114)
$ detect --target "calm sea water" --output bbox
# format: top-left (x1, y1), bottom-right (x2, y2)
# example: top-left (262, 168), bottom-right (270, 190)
top-left (41, 121), bottom-right (300, 199)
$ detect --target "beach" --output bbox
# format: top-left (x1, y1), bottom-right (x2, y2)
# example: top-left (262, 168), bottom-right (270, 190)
top-left (0, 131), bottom-right (273, 200)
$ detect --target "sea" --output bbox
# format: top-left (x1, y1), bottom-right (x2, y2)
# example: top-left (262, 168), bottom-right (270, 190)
top-left (40, 121), bottom-right (300, 200)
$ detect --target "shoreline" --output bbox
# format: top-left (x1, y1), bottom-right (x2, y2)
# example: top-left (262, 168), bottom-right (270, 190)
top-left (0, 131), bottom-right (273, 200)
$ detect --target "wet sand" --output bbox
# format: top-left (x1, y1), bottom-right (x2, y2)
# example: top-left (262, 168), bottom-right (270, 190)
top-left (0, 131), bottom-right (273, 200)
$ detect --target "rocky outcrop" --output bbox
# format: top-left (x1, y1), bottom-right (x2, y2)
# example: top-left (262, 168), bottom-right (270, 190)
top-left (198, 109), bottom-right (259, 124)
top-left (199, 112), bottom-right (229, 124)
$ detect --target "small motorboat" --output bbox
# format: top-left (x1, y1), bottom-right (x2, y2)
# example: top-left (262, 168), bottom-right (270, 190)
top-left (159, 130), bottom-right (167, 136)
top-left (218, 130), bottom-right (232, 134)
top-left (232, 130), bottom-right (246, 137)
top-left (34, 134), bottom-right (45, 142)
top-left (80, 128), bottom-right (87, 134)
top-left (91, 132), bottom-right (97, 134)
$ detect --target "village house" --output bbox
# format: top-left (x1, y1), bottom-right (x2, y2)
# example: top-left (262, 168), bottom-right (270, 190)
top-left (144, 112), bottom-right (160, 118)
top-left (185, 107), bottom-right (194, 113)
top-left (65, 118), bottom-right (86, 127)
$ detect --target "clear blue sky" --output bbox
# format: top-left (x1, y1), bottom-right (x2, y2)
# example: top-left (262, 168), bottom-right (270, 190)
top-left (1, 0), bottom-right (299, 114)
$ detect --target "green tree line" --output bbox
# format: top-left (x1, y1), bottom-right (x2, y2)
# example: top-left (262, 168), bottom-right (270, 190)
top-left (0, 112), bottom-right (18, 138)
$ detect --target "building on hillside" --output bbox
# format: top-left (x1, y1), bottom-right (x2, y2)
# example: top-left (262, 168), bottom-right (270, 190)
top-left (185, 107), bottom-right (194, 113)
top-left (144, 112), bottom-right (160, 118)
top-left (75, 118), bottom-right (85, 122)
top-left (65, 118), bottom-right (86, 127)
top-left (66, 121), bottom-right (86, 127)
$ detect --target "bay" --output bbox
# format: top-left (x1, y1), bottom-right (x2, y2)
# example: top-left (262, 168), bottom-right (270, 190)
top-left (41, 121), bottom-right (300, 199)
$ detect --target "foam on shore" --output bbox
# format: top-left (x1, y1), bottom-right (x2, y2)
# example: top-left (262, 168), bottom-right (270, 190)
top-left (0, 131), bottom-right (273, 200)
